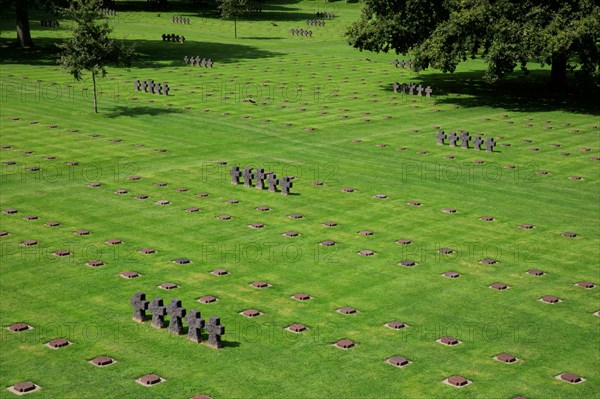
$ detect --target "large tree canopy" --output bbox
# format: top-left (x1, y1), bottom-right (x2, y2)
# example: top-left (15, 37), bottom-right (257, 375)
top-left (347, 0), bottom-right (600, 87)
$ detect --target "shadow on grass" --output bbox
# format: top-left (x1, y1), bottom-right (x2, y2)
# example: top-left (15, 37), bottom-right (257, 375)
top-left (0, 37), bottom-right (285, 68)
top-left (106, 105), bottom-right (184, 118)
top-left (386, 70), bottom-right (600, 115)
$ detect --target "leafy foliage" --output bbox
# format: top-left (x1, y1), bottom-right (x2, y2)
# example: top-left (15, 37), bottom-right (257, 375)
top-left (218, 0), bottom-right (247, 38)
top-left (347, 0), bottom-right (600, 86)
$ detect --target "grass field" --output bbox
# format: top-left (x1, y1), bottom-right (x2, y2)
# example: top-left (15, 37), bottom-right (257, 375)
top-left (1, 1), bottom-right (599, 398)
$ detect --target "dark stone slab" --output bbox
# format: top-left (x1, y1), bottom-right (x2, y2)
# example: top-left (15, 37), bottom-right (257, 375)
top-left (137, 374), bottom-right (162, 385)
top-left (396, 240), bottom-right (412, 245)
top-left (337, 306), bottom-right (357, 314)
top-left (287, 323), bottom-right (307, 333)
top-left (120, 271), bottom-right (140, 278)
top-left (251, 281), bottom-right (270, 288)
top-left (541, 295), bottom-right (560, 303)
top-left (47, 338), bottom-right (70, 348)
top-left (560, 373), bottom-right (582, 383)
top-left (577, 282), bottom-right (594, 289)
top-left (292, 293), bottom-right (311, 301)
top-left (241, 309), bottom-right (261, 317)
top-left (438, 336), bottom-right (459, 345)
top-left (490, 283), bottom-right (508, 290)
top-left (387, 356), bottom-right (409, 367)
top-left (359, 250), bottom-right (375, 256)
top-left (495, 353), bottom-right (517, 363)
top-left (139, 248), bottom-right (156, 254)
top-left (446, 376), bottom-right (469, 386)
top-left (21, 240), bottom-right (37, 246)
top-left (8, 322), bottom-right (30, 332)
top-left (46, 221), bottom-right (60, 227)
top-left (106, 239), bottom-right (122, 245)
top-left (335, 339), bottom-right (354, 349)
top-left (443, 272), bottom-right (460, 278)
top-left (399, 260), bottom-right (416, 266)
top-left (159, 282), bottom-right (178, 290)
top-left (385, 321), bottom-right (406, 330)
top-left (173, 258), bottom-right (191, 264)
top-left (12, 381), bottom-right (37, 393)
top-left (198, 295), bottom-right (217, 304)
top-left (74, 230), bottom-right (90, 235)
top-left (86, 260), bottom-right (104, 267)
top-left (54, 249), bottom-right (70, 256)
top-left (91, 356), bottom-right (114, 366)
top-left (480, 258), bottom-right (498, 264)
top-left (23, 215), bottom-right (38, 220)
top-left (322, 221), bottom-right (337, 227)
top-left (480, 216), bottom-right (494, 221)
top-left (211, 269), bottom-right (228, 276)
top-left (114, 189), bottom-right (128, 194)
top-left (527, 269), bottom-right (544, 276)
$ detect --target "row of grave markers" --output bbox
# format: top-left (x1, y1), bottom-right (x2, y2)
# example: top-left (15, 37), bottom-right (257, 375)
top-left (183, 56), bottom-right (214, 68)
top-left (161, 33), bottom-right (186, 43)
top-left (393, 82), bottom-right (432, 97)
top-left (290, 29), bottom-right (313, 37)
top-left (305, 20), bottom-right (325, 27)
top-left (437, 131), bottom-right (496, 152)
top-left (134, 80), bottom-right (170, 95)
top-left (131, 292), bottom-right (225, 349)
top-left (172, 16), bottom-right (190, 24)
top-left (40, 19), bottom-right (59, 28)
top-left (393, 59), bottom-right (412, 69)
top-left (230, 166), bottom-right (294, 195)
top-left (315, 12), bottom-right (335, 19)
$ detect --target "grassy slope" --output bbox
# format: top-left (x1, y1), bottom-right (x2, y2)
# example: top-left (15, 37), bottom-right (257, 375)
top-left (0, 1), bottom-right (599, 398)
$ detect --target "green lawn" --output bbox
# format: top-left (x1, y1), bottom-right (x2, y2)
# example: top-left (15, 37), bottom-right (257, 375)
top-left (0, 1), bottom-right (599, 398)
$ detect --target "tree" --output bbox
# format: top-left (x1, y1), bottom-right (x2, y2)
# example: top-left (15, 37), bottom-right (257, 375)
top-left (57, 0), bottom-right (134, 113)
top-left (347, 0), bottom-right (600, 87)
top-left (218, 0), bottom-right (247, 39)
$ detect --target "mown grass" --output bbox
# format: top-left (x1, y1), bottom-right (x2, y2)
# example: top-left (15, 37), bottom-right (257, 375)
top-left (0, 1), bottom-right (599, 398)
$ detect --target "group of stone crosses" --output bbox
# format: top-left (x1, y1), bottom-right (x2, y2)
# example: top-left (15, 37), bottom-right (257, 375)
top-left (184, 56), bottom-right (214, 68)
top-left (40, 19), bottom-right (59, 28)
top-left (134, 80), bottom-right (171, 96)
top-left (162, 33), bottom-right (186, 43)
top-left (316, 12), bottom-right (335, 19)
top-left (393, 82), bottom-right (432, 97)
top-left (101, 8), bottom-right (117, 16)
top-left (305, 19), bottom-right (325, 27)
top-left (290, 29), bottom-right (313, 37)
top-left (230, 166), bottom-right (294, 195)
top-left (436, 130), bottom-right (497, 152)
top-left (393, 59), bottom-right (412, 69)
top-left (246, 5), bottom-right (262, 12)
top-left (172, 16), bottom-right (190, 24)
top-left (131, 292), bottom-right (225, 349)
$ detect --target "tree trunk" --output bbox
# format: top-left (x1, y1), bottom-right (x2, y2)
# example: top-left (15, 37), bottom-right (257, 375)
top-left (16, 0), bottom-right (34, 48)
top-left (550, 53), bottom-right (567, 90)
top-left (234, 17), bottom-right (237, 39)
top-left (92, 70), bottom-right (98, 113)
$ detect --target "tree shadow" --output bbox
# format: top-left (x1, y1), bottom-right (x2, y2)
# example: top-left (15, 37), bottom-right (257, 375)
top-left (132, 39), bottom-right (284, 68)
top-left (106, 105), bottom-right (184, 118)
top-left (0, 37), bottom-right (62, 66)
top-left (390, 69), bottom-right (600, 115)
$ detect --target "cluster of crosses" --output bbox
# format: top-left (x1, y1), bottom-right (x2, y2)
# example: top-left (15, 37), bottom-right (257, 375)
top-left (393, 59), bottom-right (412, 69)
top-left (161, 33), bottom-right (186, 43)
top-left (134, 80), bottom-right (170, 95)
top-left (393, 82), bottom-right (432, 97)
top-left (101, 8), bottom-right (117, 16)
top-left (184, 56), bottom-right (214, 68)
top-left (131, 292), bottom-right (225, 349)
top-left (436, 130), bottom-right (497, 152)
top-left (230, 166), bottom-right (294, 195)
top-left (305, 20), bottom-right (325, 27)
top-left (246, 5), bottom-right (262, 12)
top-left (290, 29), bottom-right (313, 37)
top-left (316, 12), bottom-right (335, 19)
top-left (40, 19), bottom-right (59, 28)
top-left (172, 16), bottom-right (190, 24)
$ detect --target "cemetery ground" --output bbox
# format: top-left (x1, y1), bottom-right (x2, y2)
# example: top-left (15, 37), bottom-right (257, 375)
top-left (0, 1), bottom-right (599, 398)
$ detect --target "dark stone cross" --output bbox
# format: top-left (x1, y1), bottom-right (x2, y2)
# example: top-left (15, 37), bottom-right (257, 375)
top-left (166, 299), bottom-right (186, 335)
top-left (407, 59), bottom-right (413, 69)
top-left (436, 130), bottom-right (446, 145)
top-left (130, 292), bottom-right (149, 323)
top-left (148, 298), bottom-right (167, 328)
top-left (393, 59), bottom-right (399, 68)
top-left (267, 173), bottom-right (278, 193)
top-left (134, 80), bottom-right (140, 91)
top-left (242, 167), bottom-right (255, 187)
top-left (460, 131), bottom-right (471, 149)
top-left (473, 136), bottom-right (484, 151)
top-left (147, 80), bottom-right (154, 94)
top-left (164, 84), bottom-right (170, 96)
top-left (229, 166), bottom-right (241, 185)
top-left (485, 137), bottom-right (496, 152)
top-left (184, 56), bottom-right (189, 64)
top-left (155, 83), bottom-right (162, 95)
top-left (141, 81), bottom-right (147, 92)
top-left (255, 168), bottom-right (267, 190)
top-left (425, 86), bottom-right (432, 97)
top-left (392, 82), bottom-right (399, 94)
top-left (399, 60), bottom-right (405, 69)
top-left (281, 177), bottom-right (293, 196)
top-left (448, 132), bottom-right (459, 147)
top-left (401, 83), bottom-right (407, 95)
top-left (416, 85), bottom-right (423, 96)
top-left (206, 316), bottom-right (225, 349)
top-left (185, 309), bottom-right (205, 343)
